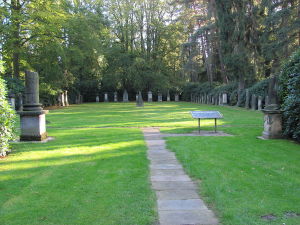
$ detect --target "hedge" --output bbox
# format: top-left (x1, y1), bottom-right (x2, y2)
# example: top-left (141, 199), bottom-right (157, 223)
top-left (0, 76), bottom-right (16, 157)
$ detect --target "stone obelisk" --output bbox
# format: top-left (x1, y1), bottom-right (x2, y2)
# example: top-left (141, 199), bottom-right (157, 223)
top-left (18, 71), bottom-right (48, 141)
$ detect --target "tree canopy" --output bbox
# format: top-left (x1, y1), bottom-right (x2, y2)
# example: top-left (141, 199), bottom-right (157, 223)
top-left (0, 0), bottom-right (299, 103)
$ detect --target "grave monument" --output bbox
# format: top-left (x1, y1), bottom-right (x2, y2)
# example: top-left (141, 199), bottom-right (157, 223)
top-left (136, 91), bottom-right (144, 107)
top-left (261, 76), bottom-right (282, 139)
top-left (17, 71), bottom-right (48, 141)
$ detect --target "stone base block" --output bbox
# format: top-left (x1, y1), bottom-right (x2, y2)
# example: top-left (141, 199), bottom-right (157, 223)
top-left (18, 110), bottom-right (48, 142)
top-left (262, 110), bottom-right (283, 139)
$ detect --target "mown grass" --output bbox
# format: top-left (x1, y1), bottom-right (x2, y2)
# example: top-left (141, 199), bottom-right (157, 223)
top-left (45, 102), bottom-right (263, 128)
top-left (0, 128), bottom-right (156, 225)
top-left (1, 102), bottom-right (299, 225)
top-left (164, 112), bottom-right (300, 225)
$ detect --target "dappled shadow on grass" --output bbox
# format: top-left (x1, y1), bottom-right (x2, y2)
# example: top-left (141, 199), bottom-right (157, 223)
top-left (0, 128), bottom-right (156, 225)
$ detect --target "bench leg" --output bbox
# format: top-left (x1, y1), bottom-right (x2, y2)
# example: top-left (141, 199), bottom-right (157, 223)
top-left (215, 118), bottom-right (217, 133)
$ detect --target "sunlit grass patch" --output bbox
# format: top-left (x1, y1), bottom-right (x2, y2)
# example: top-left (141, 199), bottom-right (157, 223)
top-left (0, 128), bottom-right (156, 225)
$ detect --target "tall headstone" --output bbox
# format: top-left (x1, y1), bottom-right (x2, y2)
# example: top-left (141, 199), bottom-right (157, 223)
top-left (167, 91), bottom-right (170, 102)
top-left (104, 93), bottom-right (108, 102)
top-left (251, 94), bottom-right (257, 110)
top-left (17, 71), bottom-right (48, 141)
top-left (148, 91), bottom-right (153, 102)
top-left (222, 93), bottom-right (228, 105)
top-left (158, 92), bottom-right (162, 102)
top-left (219, 94), bottom-right (222, 105)
top-left (61, 92), bottom-right (65, 106)
top-left (261, 76), bottom-right (282, 139)
top-left (245, 89), bottom-right (250, 109)
top-left (114, 92), bottom-right (118, 102)
top-left (136, 91), bottom-right (144, 107)
top-left (175, 94), bottom-right (179, 102)
top-left (96, 95), bottom-right (100, 102)
top-left (258, 96), bottom-right (263, 111)
top-left (64, 91), bottom-right (69, 106)
top-left (123, 90), bottom-right (129, 102)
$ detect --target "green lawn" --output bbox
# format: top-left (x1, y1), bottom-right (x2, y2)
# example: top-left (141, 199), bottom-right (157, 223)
top-left (0, 128), bottom-right (156, 225)
top-left (1, 102), bottom-right (299, 225)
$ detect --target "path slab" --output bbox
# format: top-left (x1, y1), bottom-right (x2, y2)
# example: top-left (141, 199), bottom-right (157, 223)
top-left (142, 127), bottom-right (219, 225)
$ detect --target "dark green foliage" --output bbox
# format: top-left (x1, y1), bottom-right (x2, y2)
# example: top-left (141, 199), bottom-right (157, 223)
top-left (210, 82), bottom-right (238, 95)
top-left (229, 89), bottom-right (238, 106)
top-left (279, 48), bottom-right (300, 101)
top-left (247, 79), bottom-right (270, 98)
top-left (282, 73), bottom-right (300, 142)
top-left (4, 77), bottom-right (24, 95)
top-left (0, 77), bottom-right (16, 157)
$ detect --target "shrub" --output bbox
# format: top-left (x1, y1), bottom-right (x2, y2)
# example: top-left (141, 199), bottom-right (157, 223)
top-left (281, 73), bottom-right (300, 142)
top-left (279, 48), bottom-right (300, 101)
top-left (0, 77), bottom-right (16, 157)
top-left (279, 48), bottom-right (300, 142)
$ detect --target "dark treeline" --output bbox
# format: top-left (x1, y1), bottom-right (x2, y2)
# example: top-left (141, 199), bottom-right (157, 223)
top-left (0, 0), bottom-right (187, 104)
top-left (180, 0), bottom-right (299, 102)
top-left (0, 0), bottom-right (299, 105)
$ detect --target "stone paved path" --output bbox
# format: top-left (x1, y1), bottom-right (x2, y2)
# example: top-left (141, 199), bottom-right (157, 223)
top-left (142, 128), bottom-right (219, 225)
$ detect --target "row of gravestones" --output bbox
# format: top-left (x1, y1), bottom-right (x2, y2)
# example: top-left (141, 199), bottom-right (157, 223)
top-left (8, 91), bottom-right (71, 109)
top-left (95, 90), bottom-right (180, 102)
top-left (191, 91), bottom-right (267, 111)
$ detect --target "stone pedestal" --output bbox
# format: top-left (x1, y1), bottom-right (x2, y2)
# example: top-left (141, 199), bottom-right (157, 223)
top-left (148, 91), bottom-right (153, 102)
top-left (114, 92), bottom-right (118, 102)
top-left (96, 96), bottom-right (100, 102)
top-left (19, 110), bottom-right (48, 141)
top-left (174, 94), bottom-right (179, 102)
top-left (123, 90), bottom-right (129, 102)
top-left (158, 93), bottom-right (162, 102)
top-left (262, 110), bottom-right (283, 139)
top-left (104, 93), bottom-right (108, 102)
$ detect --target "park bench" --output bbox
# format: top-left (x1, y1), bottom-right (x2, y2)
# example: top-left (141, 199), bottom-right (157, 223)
top-left (190, 111), bottom-right (223, 133)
